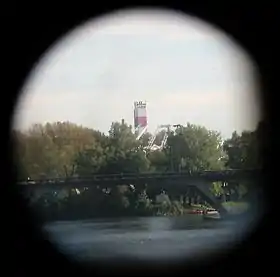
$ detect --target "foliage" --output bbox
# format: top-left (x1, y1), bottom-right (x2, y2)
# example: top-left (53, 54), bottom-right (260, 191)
top-left (12, 119), bottom-right (261, 220)
top-left (13, 120), bottom-right (230, 179)
top-left (223, 124), bottom-right (262, 170)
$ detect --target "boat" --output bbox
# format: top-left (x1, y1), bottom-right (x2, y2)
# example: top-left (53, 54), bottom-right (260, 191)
top-left (203, 209), bottom-right (221, 220)
top-left (187, 209), bottom-right (204, 214)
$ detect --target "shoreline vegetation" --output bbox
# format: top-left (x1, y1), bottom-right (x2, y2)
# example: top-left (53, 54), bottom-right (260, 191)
top-left (29, 191), bottom-right (249, 222)
top-left (14, 120), bottom-right (261, 222)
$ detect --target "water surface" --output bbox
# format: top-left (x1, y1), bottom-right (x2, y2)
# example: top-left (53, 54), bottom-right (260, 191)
top-left (43, 215), bottom-right (251, 262)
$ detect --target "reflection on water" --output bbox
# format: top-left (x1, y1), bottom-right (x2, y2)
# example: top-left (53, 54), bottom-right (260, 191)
top-left (44, 215), bottom-right (252, 261)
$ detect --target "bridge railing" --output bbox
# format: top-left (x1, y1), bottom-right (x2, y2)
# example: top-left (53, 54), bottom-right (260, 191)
top-left (17, 169), bottom-right (261, 186)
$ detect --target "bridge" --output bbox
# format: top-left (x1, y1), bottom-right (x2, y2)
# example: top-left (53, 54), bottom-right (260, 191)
top-left (18, 169), bottom-right (260, 217)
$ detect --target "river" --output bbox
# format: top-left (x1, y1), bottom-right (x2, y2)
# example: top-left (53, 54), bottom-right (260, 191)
top-left (43, 215), bottom-right (255, 262)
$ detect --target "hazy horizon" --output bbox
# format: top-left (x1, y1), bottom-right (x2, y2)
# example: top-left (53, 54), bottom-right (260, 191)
top-left (12, 9), bottom-right (260, 139)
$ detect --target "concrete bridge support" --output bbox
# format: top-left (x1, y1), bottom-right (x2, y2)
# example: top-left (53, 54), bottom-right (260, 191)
top-left (192, 180), bottom-right (228, 216)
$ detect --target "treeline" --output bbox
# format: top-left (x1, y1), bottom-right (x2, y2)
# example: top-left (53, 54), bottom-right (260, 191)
top-left (12, 120), bottom-right (262, 220)
top-left (12, 120), bottom-right (262, 180)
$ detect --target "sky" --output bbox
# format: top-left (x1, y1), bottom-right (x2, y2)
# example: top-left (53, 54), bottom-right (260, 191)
top-left (13, 9), bottom-right (260, 139)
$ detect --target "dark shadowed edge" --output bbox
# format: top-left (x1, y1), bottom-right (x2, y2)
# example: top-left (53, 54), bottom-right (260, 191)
top-left (8, 2), bottom-right (275, 275)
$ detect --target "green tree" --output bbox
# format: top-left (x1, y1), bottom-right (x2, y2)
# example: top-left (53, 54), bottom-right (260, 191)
top-left (15, 119), bottom-right (259, 220)
top-left (222, 124), bottom-right (261, 201)
top-left (223, 128), bottom-right (260, 169)
top-left (13, 122), bottom-right (103, 179)
top-left (166, 123), bottom-right (225, 171)
top-left (100, 120), bottom-right (150, 173)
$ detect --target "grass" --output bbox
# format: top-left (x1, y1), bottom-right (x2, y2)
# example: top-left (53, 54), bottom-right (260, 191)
top-left (222, 201), bottom-right (249, 214)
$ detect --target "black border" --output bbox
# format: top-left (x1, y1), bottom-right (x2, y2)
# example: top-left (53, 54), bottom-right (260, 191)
top-left (7, 1), bottom-right (276, 276)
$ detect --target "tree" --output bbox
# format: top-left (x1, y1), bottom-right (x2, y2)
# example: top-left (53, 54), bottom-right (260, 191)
top-left (13, 122), bottom-right (102, 179)
top-left (74, 145), bottom-right (106, 175)
top-left (138, 132), bottom-right (152, 148)
top-left (105, 120), bottom-right (149, 173)
top-left (222, 125), bottom-right (261, 201)
top-left (147, 150), bottom-right (169, 172)
top-left (165, 123), bottom-right (225, 171)
top-left (108, 120), bottom-right (139, 151)
top-left (15, 119), bottom-right (258, 220)
top-left (223, 128), bottom-right (260, 170)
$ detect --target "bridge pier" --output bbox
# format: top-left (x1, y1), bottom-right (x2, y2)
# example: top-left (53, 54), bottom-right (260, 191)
top-left (192, 180), bottom-right (228, 216)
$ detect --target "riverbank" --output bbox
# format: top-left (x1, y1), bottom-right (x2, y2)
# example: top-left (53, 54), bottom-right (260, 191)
top-left (36, 201), bottom-right (249, 223)
top-left (222, 201), bottom-right (249, 214)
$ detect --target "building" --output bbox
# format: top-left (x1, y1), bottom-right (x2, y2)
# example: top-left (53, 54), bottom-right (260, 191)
top-left (134, 101), bottom-right (148, 137)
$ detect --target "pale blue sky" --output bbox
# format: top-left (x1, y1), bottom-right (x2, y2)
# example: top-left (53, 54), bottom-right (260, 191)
top-left (14, 9), bottom-right (260, 138)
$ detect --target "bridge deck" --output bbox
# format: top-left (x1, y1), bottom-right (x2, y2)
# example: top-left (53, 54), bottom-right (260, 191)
top-left (17, 169), bottom-right (260, 187)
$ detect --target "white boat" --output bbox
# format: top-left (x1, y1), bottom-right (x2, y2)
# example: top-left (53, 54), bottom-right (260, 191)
top-left (203, 209), bottom-right (221, 220)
